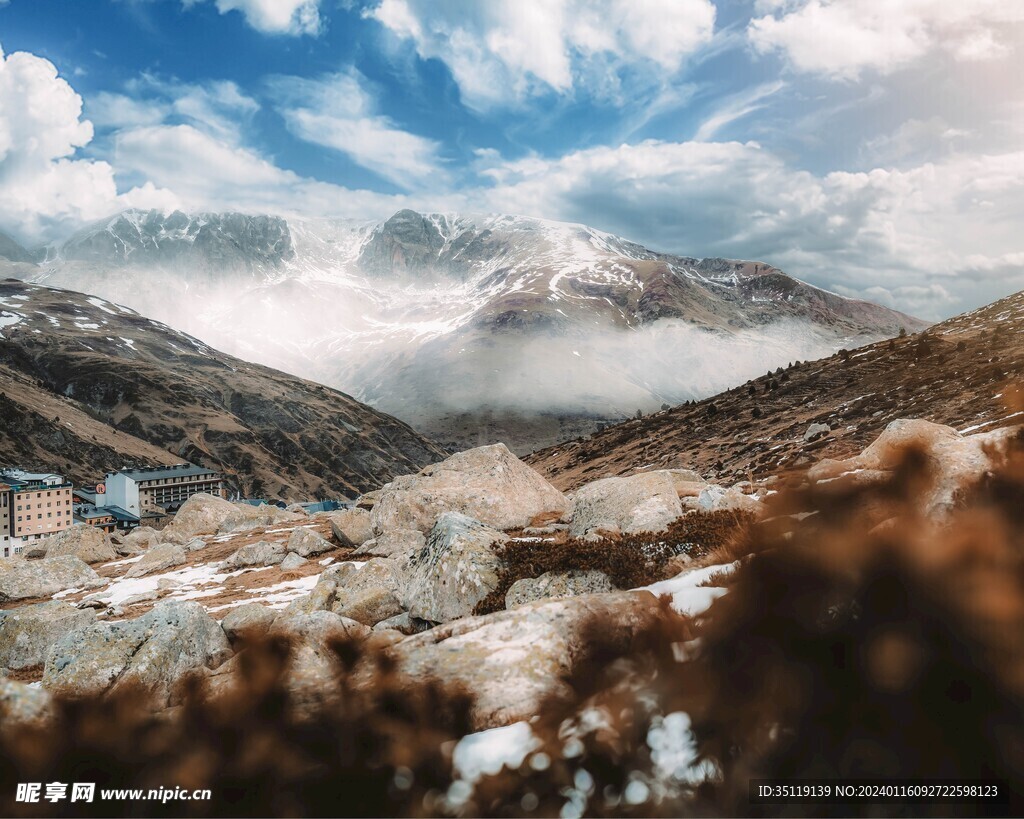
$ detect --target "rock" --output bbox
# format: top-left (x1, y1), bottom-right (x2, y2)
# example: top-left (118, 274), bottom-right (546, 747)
top-left (287, 527), bottom-right (334, 558)
top-left (807, 419), bottom-right (1020, 515)
top-left (352, 528), bottom-right (425, 573)
top-left (0, 677), bottom-right (52, 724)
top-left (372, 612), bottom-right (433, 635)
top-left (325, 508), bottom-right (373, 547)
top-left (221, 603), bottom-right (277, 642)
top-left (505, 570), bottom-right (615, 609)
top-left (355, 489), bottom-right (383, 510)
top-left (29, 525), bottom-right (119, 564)
top-left (113, 538), bottom-right (144, 557)
top-left (0, 601), bottom-right (96, 670)
top-left (184, 537), bottom-right (207, 552)
top-left (43, 601), bottom-right (232, 705)
top-left (570, 472), bottom-right (683, 537)
top-left (285, 560), bottom-right (405, 626)
top-left (371, 443), bottom-right (568, 534)
top-left (222, 540), bottom-right (286, 569)
top-left (217, 504), bottom-right (304, 535)
top-left (157, 578), bottom-right (181, 591)
top-left (521, 524), bottom-right (569, 536)
top-left (125, 544), bottom-right (187, 578)
top-left (121, 526), bottom-right (162, 550)
top-left (804, 422), bottom-right (831, 443)
top-left (697, 485), bottom-right (763, 515)
top-left (0, 556), bottom-right (104, 603)
top-left (122, 590), bottom-right (161, 606)
top-left (164, 492), bottom-right (237, 538)
top-left (403, 513), bottom-right (509, 623)
top-left (390, 591), bottom-right (661, 729)
top-left (280, 552), bottom-right (307, 571)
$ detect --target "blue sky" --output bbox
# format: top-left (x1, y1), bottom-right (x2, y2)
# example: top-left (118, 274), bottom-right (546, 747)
top-left (1, 0), bottom-right (1023, 319)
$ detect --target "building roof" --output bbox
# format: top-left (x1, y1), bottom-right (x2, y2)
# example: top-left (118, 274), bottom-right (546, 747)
top-left (0, 469), bottom-right (67, 487)
top-left (112, 463), bottom-right (220, 482)
top-left (74, 505), bottom-right (115, 520)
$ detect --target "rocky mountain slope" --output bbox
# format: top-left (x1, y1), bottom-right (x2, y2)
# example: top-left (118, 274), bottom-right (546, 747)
top-left (0, 230), bottom-right (33, 264)
top-left (528, 288), bottom-right (1024, 490)
top-left (0, 279), bottom-right (447, 498)
top-left (8, 208), bottom-right (925, 453)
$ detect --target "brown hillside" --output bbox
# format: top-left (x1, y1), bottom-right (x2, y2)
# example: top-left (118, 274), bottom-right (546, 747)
top-left (528, 289), bottom-right (1024, 491)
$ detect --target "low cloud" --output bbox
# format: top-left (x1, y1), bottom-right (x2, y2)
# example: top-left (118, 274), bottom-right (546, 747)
top-left (182, 0), bottom-right (322, 36)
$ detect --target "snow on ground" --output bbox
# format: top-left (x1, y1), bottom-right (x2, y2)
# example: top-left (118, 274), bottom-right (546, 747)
top-left (636, 562), bottom-right (739, 617)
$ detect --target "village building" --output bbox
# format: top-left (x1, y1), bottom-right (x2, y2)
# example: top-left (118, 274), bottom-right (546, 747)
top-left (0, 470), bottom-right (74, 558)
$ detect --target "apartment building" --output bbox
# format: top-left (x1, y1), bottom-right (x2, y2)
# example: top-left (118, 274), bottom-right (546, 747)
top-left (93, 463), bottom-right (225, 518)
top-left (0, 470), bottom-right (74, 558)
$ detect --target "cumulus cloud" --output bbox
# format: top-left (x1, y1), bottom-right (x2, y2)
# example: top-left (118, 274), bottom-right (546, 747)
top-left (367, 0), bottom-right (716, 109)
top-left (749, 0), bottom-right (1024, 79)
top-left (182, 0), bottom-right (322, 36)
top-left (471, 139), bottom-right (1024, 319)
top-left (112, 123), bottom-right (405, 217)
top-left (0, 44), bottom-right (173, 241)
top-left (267, 71), bottom-right (445, 189)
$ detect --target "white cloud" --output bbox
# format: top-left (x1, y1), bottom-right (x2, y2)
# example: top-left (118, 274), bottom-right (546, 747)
top-left (749, 0), bottom-right (1024, 79)
top-left (87, 92), bottom-right (170, 129)
top-left (692, 81), bottom-right (785, 141)
top-left (367, 0), bottom-right (716, 109)
top-left (0, 44), bottom-right (173, 241)
top-left (183, 0), bottom-right (322, 36)
top-left (112, 123), bottom-right (404, 217)
top-left (471, 139), bottom-right (1024, 319)
top-left (268, 71), bottom-right (444, 189)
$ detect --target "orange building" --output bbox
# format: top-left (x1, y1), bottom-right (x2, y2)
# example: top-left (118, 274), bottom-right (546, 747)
top-left (0, 470), bottom-right (74, 557)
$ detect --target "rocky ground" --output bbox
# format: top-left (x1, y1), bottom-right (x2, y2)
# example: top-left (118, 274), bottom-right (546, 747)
top-left (1, 413), bottom-right (1016, 738)
top-left (527, 288), bottom-right (1024, 490)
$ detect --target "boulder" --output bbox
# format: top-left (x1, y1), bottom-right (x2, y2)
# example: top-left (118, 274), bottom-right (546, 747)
top-left (280, 552), bottom-right (307, 572)
top-left (217, 504), bottom-right (304, 535)
top-left (506, 570), bottom-right (615, 609)
top-left (325, 508), bottom-right (373, 547)
top-left (184, 537), bottom-right (207, 552)
top-left (285, 559), bottom-right (405, 626)
top-left (221, 603), bottom-right (277, 642)
top-left (390, 591), bottom-right (661, 729)
top-left (164, 492), bottom-right (237, 538)
top-left (222, 540), bottom-right (286, 570)
top-left (43, 601), bottom-right (232, 705)
top-left (125, 543), bottom-right (187, 578)
top-left (0, 556), bottom-right (104, 603)
top-left (28, 525), bottom-right (119, 564)
top-left (371, 444), bottom-right (568, 534)
top-left (403, 513), bottom-right (509, 623)
top-left (697, 485), bottom-right (763, 515)
top-left (371, 612), bottom-right (433, 635)
top-left (287, 527), bottom-right (334, 558)
top-left (0, 601), bottom-right (97, 670)
top-left (112, 538), bottom-right (144, 558)
top-left (121, 526), bottom-right (162, 550)
top-left (808, 419), bottom-right (1021, 516)
top-left (804, 422), bottom-right (831, 443)
top-left (570, 472), bottom-right (683, 537)
top-left (352, 528), bottom-right (425, 573)
top-left (0, 677), bottom-right (52, 724)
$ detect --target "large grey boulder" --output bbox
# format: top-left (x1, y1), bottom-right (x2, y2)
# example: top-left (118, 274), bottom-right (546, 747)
top-left (505, 570), bottom-right (615, 609)
top-left (403, 512), bottom-right (509, 623)
top-left (164, 492), bottom-right (237, 538)
top-left (222, 540), bottom-right (286, 569)
top-left (352, 528), bottom-right (425, 573)
top-left (324, 508), bottom-right (373, 547)
top-left (808, 419), bottom-right (1021, 516)
top-left (0, 601), bottom-right (97, 670)
top-left (125, 543), bottom-right (187, 578)
top-left (217, 504), bottom-right (304, 535)
top-left (280, 552), bottom-right (307, 572)
top-left (696, 485), bottom-right (763, 515)
top-left (0, 556), bottom-right (104, 603)
top-left (371, 443), bottom-right (568, 534)
top-left (27, 525), bottom-right (119, 564)
top-left (43, 601), bottom-right (232, 705)
top-left (285, 559), bottom-right (405, 626)
top-left (287, 527), bottom-right (334, 558)
top-left (220, 603), bottom-right (277, 643)
top-left (570, 472), bottom-right (684, 537)
top-left (121, 526), bottom-right (162, 550)
top-left (391, 591), bottom-right (661, 729)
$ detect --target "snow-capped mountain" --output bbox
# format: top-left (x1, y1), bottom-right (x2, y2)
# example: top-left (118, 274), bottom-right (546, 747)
top-left (8, 208), bottom-right (927, 452)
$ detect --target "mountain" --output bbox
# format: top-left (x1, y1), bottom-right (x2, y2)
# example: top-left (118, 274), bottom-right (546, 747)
top-left (9, 208), bottom-right (927, 453)
top-left (527, 288), bottom-right (1024, 491)
top-left (0, 279), bottom-right (447, 499)
top-left (0, 230), bottom-right (33, 264)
